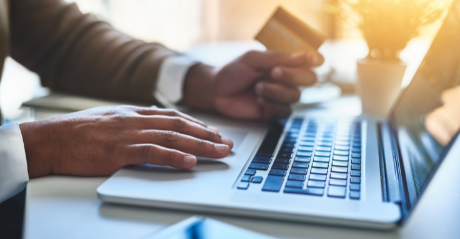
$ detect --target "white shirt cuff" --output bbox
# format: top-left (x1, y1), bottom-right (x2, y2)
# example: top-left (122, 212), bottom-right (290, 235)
top-left (155, 55), bottom-right (198, 107)
top-left (0, 123), bottom-right (29, 203)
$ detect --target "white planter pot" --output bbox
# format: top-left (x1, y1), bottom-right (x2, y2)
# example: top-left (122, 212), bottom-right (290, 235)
top-left (357, 58), bottom-right (406, 117)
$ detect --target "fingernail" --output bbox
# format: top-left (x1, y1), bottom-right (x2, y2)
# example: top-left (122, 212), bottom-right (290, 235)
top-left (215, 144), bottom-right (229, 152)
top-left (183, 155), bottom-right (196, 167)
top-left (291, 51), bottom-right (306, 58)
top-left (272, 68), bottom-right (283, 79)
top-left (308, 52), bottom-right (319, 65)
top-left (208, 126), bottom-right (219, 133)
top-left (221, 136), bottom-right (233, 146)
top-left (256, 83), bottom-right (264, 95)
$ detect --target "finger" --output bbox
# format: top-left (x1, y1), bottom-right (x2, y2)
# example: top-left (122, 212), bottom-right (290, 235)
top-left (306, 51), bottom-right (324, 67)
top-left (239, 50), bottom-right (307, 70)
top-left (271, 66), bottom-right (318, 87)
top-left (257, 98), bottom-right (292, 120)
top-left (132, 106), bottom-right (210, 129)
top-left (255, 82), bottom-right (301, 104)
top-left (136, 130), bottom-right (232, 158)
top-left (135, 115), bottom-right (233, 147)
top-left (127, 144), bottom-right (197, 169)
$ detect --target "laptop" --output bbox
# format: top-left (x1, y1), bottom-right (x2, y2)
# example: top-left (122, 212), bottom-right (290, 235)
top-left (97, 1), bottom-right (460, 229)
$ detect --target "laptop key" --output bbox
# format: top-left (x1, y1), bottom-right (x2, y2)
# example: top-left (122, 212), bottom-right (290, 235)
top-left (249, 163), bottom-right (269, 170)
top-left (328, 186), bottom-right (346, 198)
top-left (282, 143), bottom-right (296, 148)
top-left (241, 175), bottom-right (253, 182)
top-left (252, 176), bottom-right (263, 183)
top-left (295, 156), bottom-right (311, 163)
top-left (297, 151), bottom-right (312, 157)
top-left (275, 158), bottom-right (291, 164)
top-left (278, 153), bottom-right (292, 158)
top-left (311, 168), bottom-right (328, 175)
top-left (332, 161), bottom-right (348, 167)
top-left (330, 172), bottom-right (347, 180)
top-left (350, 184), bottom-right (360, 191)
top-left (288, 174), bottom-right (306, 181)
top-left (352, 153), bottom-right (361, 158)
top-left (351, 159), bottom-right (361, 164)
top-left (252, 156), bottom-right (272, 164)
top-left (292, 162), bottom-right (309, 168)
top-left (317, 142), bottom-right (332, 147)
top-left (290, 168), bottom-right (307, 174)
top-left (332, 166), bottom-right (348, 173)
top-left (299, 142), bottom-right (314, 147)
top-left (312, 162), bottom-right (329, 168)
top-left (245, 169), bottom-right (256, 175)
top-left (308, 174), bottom-right (325, 182)
top-left (286, 181), bottom-right (304, 188)
top-left (335, 141), bottom-right (349, 146)
top-left (316, 146), bottom-right (332, 152)
top-left (350, 177), bottom-right (361, 184)
top-left (351, 170), bottom-right (361, 177)
top-left (335, 145), bottom-right (349, 151)
top-left (334, 150), bottom-right (349, 156)
top-left (333, 155), bottom-right (349, 161)
top-left (279, 147), bottom-right (294, 153)
top-left (237, 182), bottom-right (249, 190)
top-left (272, 163), bottom-right (289, 170)
top-left (315, 152), bottom-right (331, 157)
top-left (329, 179), bottom-right (347, 186)
top-left (352, 147), bottom-right (361, 153)
top-left (298, 146), bottom-right (314, 152)
top-left (351, 164), bottom-right (361, 170)
top-left (262, 176), bottom-right (284, 192)
top-left (307, 181), bottom-right (326, 188)
top-left (269, 169), bottom-right (287, 176)
top-left (314, 157), bottom-right (329, 162)
top-left (284, 187), bottom-right (324, 196)
top-left (349, 191), bottom-right (360, 200)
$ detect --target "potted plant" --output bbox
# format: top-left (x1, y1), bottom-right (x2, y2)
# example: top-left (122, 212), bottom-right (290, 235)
top-left (339, 0), bottom-right (444, 116)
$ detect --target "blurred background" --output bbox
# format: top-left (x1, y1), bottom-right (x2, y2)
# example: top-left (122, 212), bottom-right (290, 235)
top-left (0, 0), bottom-right (452, 121)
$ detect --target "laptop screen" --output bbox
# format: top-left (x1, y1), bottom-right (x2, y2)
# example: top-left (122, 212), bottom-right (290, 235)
top-left (390, 0), bottom-right (460, 204)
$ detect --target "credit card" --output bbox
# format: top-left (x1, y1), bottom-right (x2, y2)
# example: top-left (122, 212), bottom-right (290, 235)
top-left (255, 7), bottom-right (327, 54)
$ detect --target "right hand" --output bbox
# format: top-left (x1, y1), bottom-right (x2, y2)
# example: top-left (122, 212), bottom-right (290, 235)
top-left (19, 105), bottom-right (234, 178)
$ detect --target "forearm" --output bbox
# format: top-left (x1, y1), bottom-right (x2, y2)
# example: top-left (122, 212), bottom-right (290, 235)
top-left (10, 0), bottom-right (174, 104)
top-left (179, 63), bottom-right (216, 110)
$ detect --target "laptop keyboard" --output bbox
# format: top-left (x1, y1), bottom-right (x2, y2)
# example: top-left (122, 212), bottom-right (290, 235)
top-left (237, 118), bottom-right (362, 200)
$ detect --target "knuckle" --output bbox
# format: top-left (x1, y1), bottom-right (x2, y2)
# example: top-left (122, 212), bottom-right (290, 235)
top-left (197, 139), bottom-right (209, 151)
top-left (172, 116), bottom-right (187, 128)
top-left (162, 130), bottom-right (178, 141)
top-left (242, 50), bottom-right (257, 60)
top-left (206, 129), bottom-right (218, 141)
top-left (137, 145), bottom-right (154, 161)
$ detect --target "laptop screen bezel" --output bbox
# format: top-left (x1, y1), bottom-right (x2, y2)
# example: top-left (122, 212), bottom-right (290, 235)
top-left (387, 0), bottom-right (459, 224)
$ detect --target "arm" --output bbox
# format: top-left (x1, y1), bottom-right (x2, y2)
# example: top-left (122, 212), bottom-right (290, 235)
top-left (10, 0), bottom-right (173, 104)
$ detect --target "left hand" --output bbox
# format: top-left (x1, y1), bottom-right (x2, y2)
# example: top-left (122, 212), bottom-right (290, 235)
top-left (180, 50), bottom-right (324, 120)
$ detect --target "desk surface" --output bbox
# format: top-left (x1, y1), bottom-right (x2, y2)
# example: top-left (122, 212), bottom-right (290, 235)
top-left (23, 96), bottom-right (460, 239)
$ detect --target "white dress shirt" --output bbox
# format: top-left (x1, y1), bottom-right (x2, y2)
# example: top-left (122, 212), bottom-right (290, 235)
top-left (0, 55), bottom-right (197, 203)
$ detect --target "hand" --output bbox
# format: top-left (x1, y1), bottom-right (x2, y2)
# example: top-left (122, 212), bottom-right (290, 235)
top-left (181, 50), bottom-right (324, 119)
top-left (19, 106), bottom-right (233, 178)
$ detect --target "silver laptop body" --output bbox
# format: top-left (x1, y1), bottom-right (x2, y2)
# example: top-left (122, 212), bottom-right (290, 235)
top-left (97, 1), bottom-right (460, 229)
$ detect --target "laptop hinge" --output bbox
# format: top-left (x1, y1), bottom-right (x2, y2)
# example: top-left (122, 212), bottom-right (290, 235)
top-left (379, 123), bottom-right (402, 204)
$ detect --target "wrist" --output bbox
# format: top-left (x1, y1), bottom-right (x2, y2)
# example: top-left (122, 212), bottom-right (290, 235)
top-left (19, 121), bottom-right (52, 178)
top-left (179, 63), bottom-right (216, 110)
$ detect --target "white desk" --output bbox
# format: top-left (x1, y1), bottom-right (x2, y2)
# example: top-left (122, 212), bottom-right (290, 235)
top-left (23, 96), bottom-right (460, 239)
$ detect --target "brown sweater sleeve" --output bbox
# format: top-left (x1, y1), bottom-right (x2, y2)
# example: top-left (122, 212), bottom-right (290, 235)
top-left (9, 0), bottom-right (175, 104)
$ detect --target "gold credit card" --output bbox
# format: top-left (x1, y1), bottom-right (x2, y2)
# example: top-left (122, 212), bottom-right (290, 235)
top-left (255, 7), bottom-right (327, 54)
